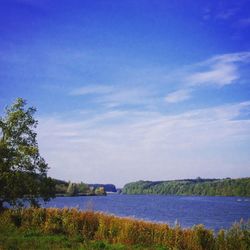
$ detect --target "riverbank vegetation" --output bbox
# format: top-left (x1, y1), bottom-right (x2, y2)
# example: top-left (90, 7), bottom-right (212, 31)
top-left (122, 178), bottom-right (250, 197)
top-left (55, 180), bottom-right (106, 197)
top-left (55, 180), bottom-right (117, 197)
top-left (0, 208), bottom-right (249, 250)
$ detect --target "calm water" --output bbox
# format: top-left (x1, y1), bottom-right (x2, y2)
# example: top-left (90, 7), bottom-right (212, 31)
top-left (43, 194), bottom-right (250, 231)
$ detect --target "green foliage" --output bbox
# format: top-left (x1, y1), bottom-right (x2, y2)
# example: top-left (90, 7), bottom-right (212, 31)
top-left (0, 98), bottom-right (56, 209)
top-left (122, 178), bottom-right (250, 197)
top-left (0, 208), bottom-right (249, 250)
top-left (55, 180), bottom-right (107, 197)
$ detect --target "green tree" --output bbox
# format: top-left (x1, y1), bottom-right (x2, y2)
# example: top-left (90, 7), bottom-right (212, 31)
top-left (0, 98), bottom-right (55, 209)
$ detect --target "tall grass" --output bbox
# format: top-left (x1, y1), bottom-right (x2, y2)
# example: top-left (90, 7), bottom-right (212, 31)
top-left (0, 208), bottom-right (249, 250)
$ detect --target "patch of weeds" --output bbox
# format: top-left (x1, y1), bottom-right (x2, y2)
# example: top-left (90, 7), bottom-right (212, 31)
top-left (23, 229), bottom-right (42, 237)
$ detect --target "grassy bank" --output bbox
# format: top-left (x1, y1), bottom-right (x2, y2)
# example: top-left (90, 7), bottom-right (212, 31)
top-left (0, 227), bottom-right (142, 250)
top-left (0, 208), bottom-right (249, 250)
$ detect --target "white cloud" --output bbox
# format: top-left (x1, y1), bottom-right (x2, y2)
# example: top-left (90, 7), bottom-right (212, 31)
top-left (209, 52), bottom-right (250, 63)
top-left (186, 52), bottom-right (250, 87)
top-left (37, 101), bottom-right (250, 186)
top-left (187, 63), bottom-right (238, 86)
top-left (69, 84), bottom-right (157, 108)
top-left (165, 89), bottom-right (192, 103)
top-left (67, 52), bottom-right (250, 107)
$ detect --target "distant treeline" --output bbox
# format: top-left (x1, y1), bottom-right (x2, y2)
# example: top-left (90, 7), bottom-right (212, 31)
top-left (54, 179), bottom-right (117, 196)
top-left (122, 178), bottom-right (250, 196)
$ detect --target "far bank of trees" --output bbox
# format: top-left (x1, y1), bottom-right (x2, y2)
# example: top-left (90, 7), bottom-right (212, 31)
top-left (55, 180), bottom-right (117, 196)
top-left (55, 180), bottom-right (106, 196)
top-left (122, 178), bottom-right (250, 197)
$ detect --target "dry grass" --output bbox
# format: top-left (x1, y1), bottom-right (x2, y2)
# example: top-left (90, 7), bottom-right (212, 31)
top-left (0, 208), bottom-right (249, 250)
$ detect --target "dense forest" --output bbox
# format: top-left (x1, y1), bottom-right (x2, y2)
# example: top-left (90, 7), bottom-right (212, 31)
top-left (122, 178), bottom-right (250, 197)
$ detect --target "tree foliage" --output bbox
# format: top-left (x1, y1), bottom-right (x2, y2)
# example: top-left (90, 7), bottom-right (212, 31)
top-left (122, 178), bottom-right (250, 196)
top-left (0, 98), bottom-right (55, 209)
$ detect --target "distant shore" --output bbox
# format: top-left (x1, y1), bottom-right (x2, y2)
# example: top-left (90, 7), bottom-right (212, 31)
top-left (122, 177), bottom-right (250, 197)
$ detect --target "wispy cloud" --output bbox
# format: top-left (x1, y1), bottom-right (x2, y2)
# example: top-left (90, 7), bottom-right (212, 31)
top-left (185, 52), bottom-right (250, 87)
top-left (37, 101), bottom-right (250, 185)
top-left (97, 87), bottom-right (156, 108)
top-left (67, 52), bottom-right (250, 107)
top-left (157, 52), bottom-right (250, 103)
top-left (165, 89), bottom-right (192, 103)
top-left (187, 63), bottom-right (238, 86)
top-left (69, 84), bottom-right (157, 109)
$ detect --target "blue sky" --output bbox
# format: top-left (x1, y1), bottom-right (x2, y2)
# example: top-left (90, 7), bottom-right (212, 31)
top-left (0, 0), bottom-right (250, 186)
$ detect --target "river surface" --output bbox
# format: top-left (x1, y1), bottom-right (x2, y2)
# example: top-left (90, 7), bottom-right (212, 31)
top-left (43, 194), bottom-right (250, 231)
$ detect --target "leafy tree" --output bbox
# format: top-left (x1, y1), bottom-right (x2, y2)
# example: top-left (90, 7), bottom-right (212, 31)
top-left (0, 98), bottom-right (55, 209)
